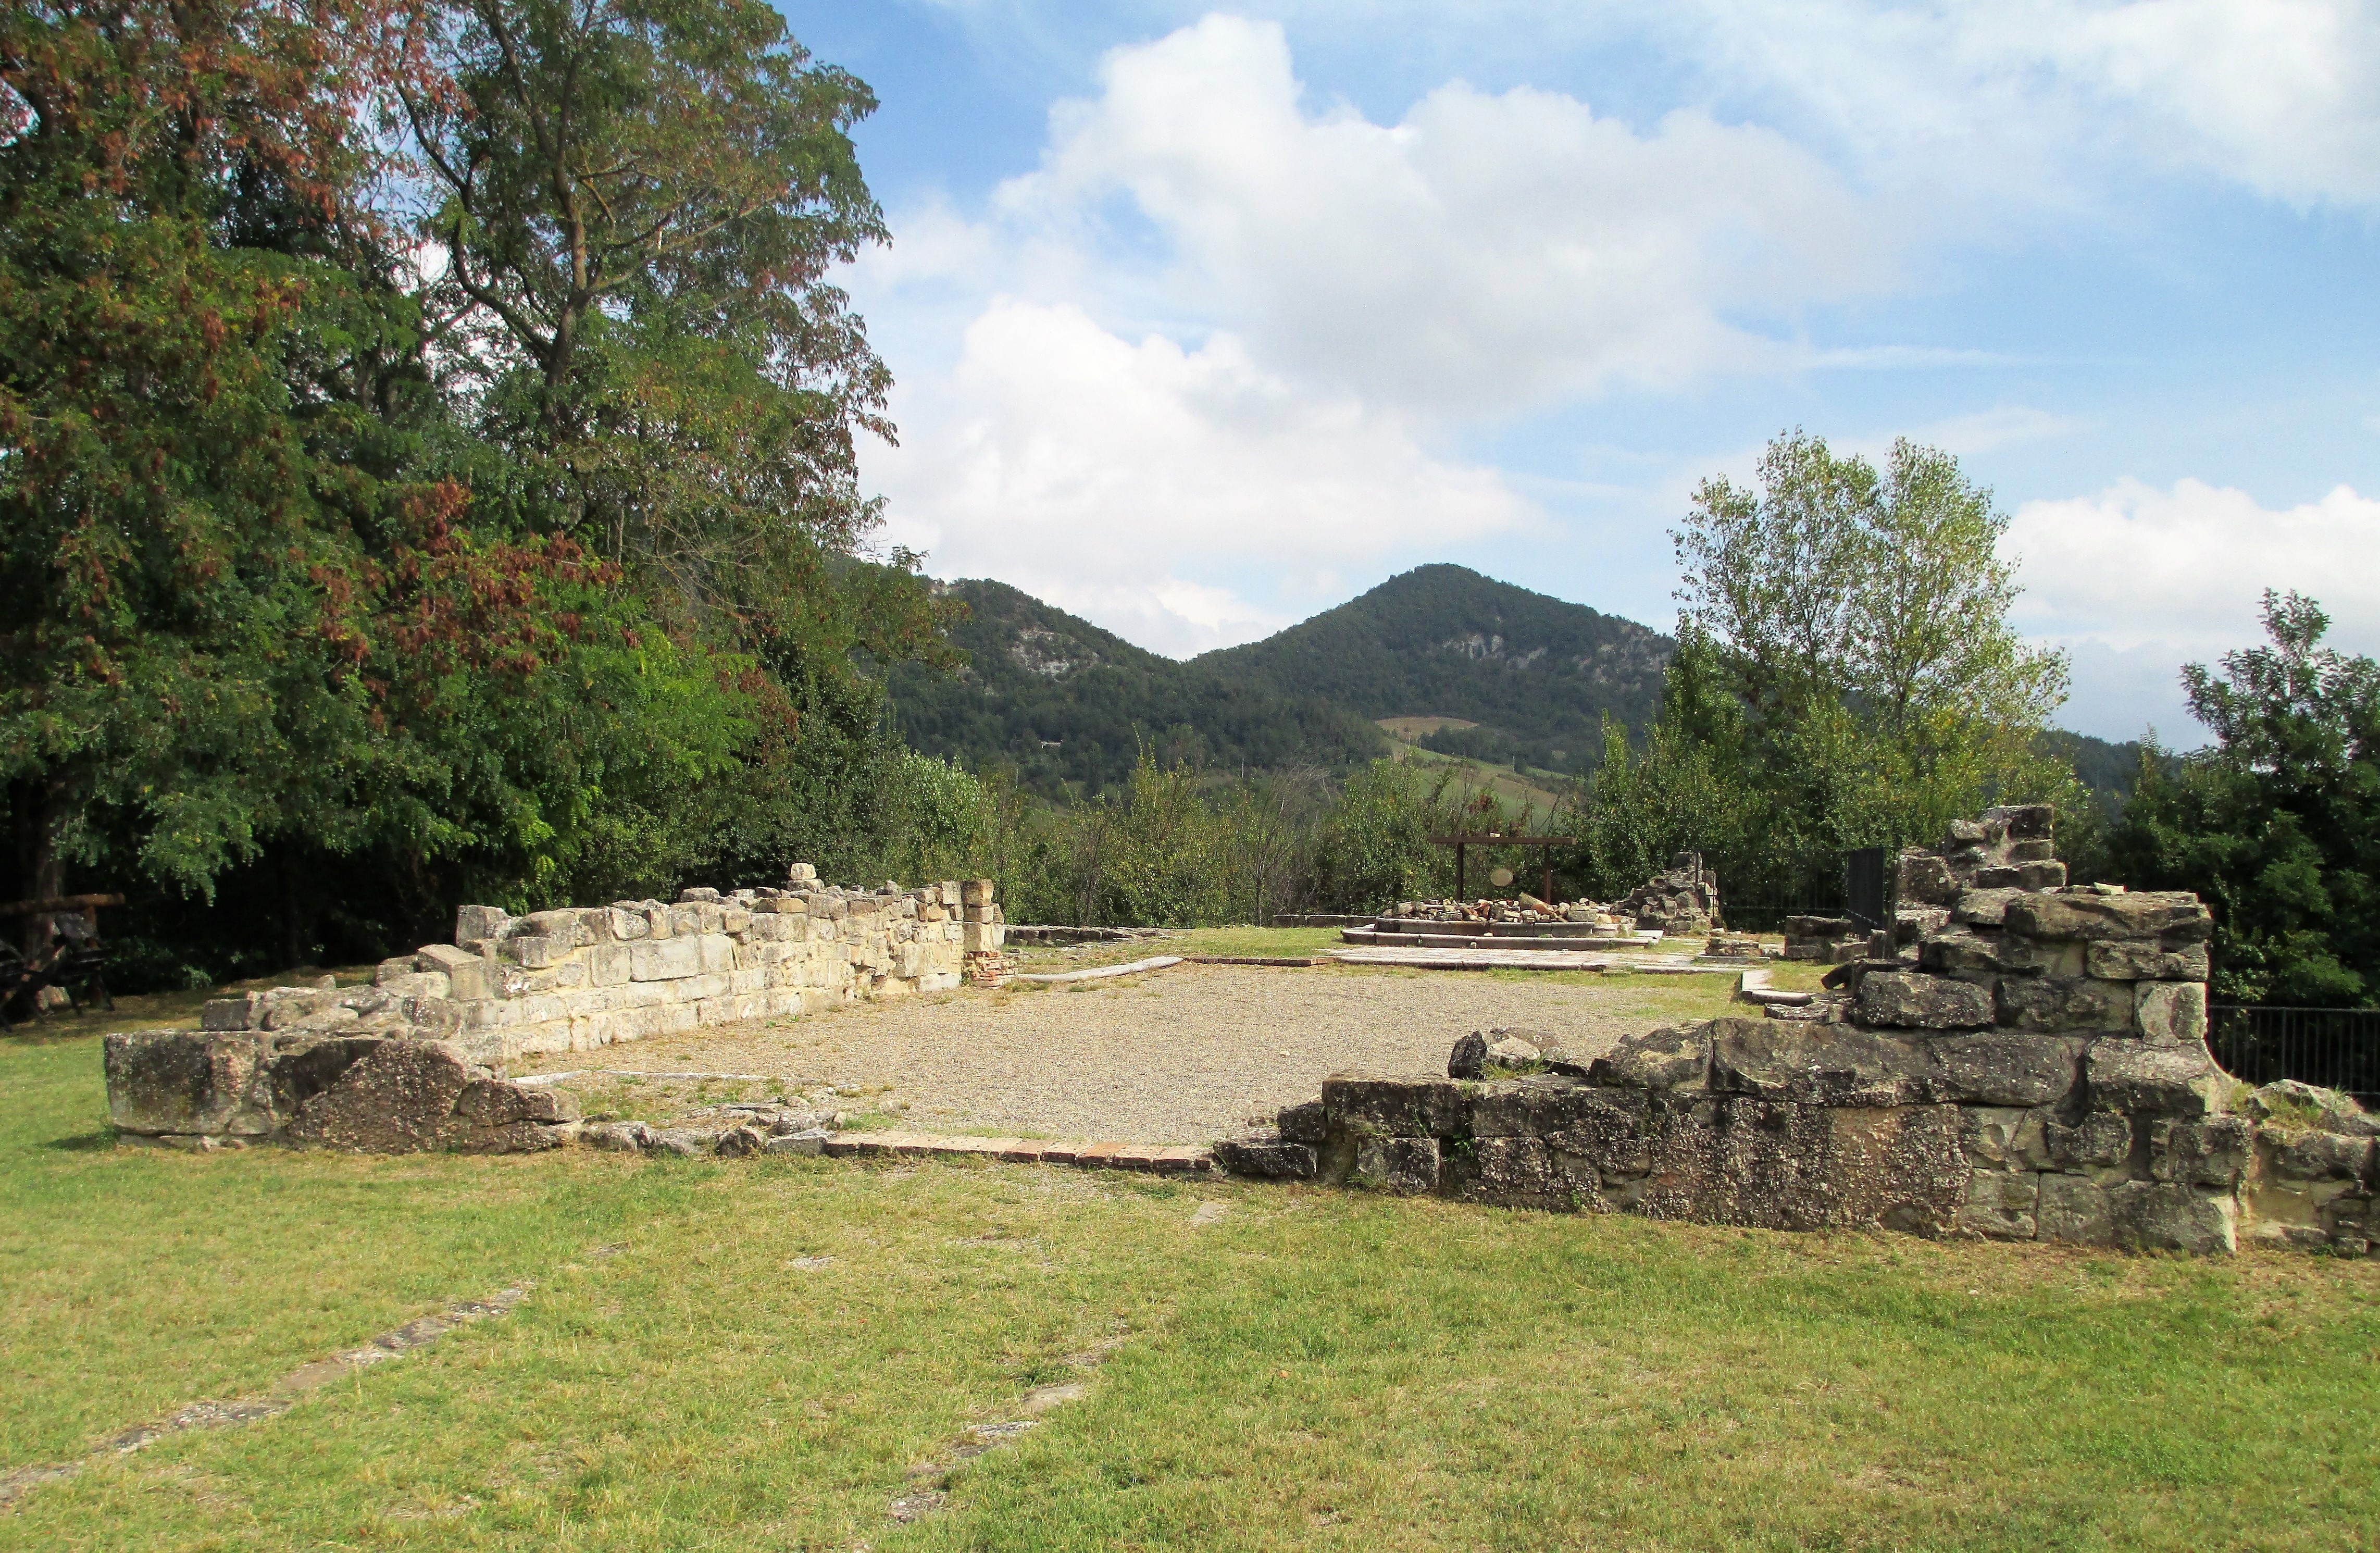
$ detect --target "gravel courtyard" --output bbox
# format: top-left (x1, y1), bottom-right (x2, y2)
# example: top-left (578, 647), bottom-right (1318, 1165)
top-left (512, 963), bottom-right (1743, 1145)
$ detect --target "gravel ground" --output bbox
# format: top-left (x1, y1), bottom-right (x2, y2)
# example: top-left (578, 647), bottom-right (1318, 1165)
top-left (513, 964), bottom-right (1715, 1145)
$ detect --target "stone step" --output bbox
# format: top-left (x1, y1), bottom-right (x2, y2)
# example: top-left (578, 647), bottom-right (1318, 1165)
top-left (823, 1129), bottom-right (1213, 1173)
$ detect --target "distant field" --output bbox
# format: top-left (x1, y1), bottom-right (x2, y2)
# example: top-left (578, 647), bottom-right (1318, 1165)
top-left (1372, 715), bottom-right (1480, 738)
top-left (7, 1023), bottom-right (2378, 1550)
top-left (1380, 735), bottom-right (1572, 813)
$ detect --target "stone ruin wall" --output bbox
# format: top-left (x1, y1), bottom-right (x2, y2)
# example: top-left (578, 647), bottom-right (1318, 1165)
top-left (104, 869), bottom-right (1008, 1150)
top-left (1219, 806), bottom-right (2377, 1257)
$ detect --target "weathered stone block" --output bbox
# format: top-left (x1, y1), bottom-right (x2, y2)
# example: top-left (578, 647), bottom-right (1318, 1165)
top-left (1959, 1171), bottom-right (2040, 1239)
top-left (509, 934), bottom-right (558, 969)
top-left (1585, 1024), bottom-right (1710, 1091)
top-left (1710, 1021), bottom-right (1930, 1105)
top-left (418, 942), bottom-right (501, 1002)
top-left (201, 993), bottom-right (267, 1032)
top-left (285, 1040), bottom-right (477, 1153)
top-left (2265, 1127), bottom-right (2375, 1183)
top-left (1959, 1105), bottom-right (2053, 1171)
top-left (1323, 1076), bottom-right (1469, 1137)
top-left (962, 878), bottom-right (994, 907)
top-left (2046, 1110), bottom-right (2133, 1175)
top-left (1898, 853), bottom-right (1959, 906)
top-left (2037, 1173), bottom-right (2114, 1245)
top-left (2002, 891), bottom-right (2213, 943)
top-left (629, 936), bottom-right (704, 982)
top-left (1951, 888), bottom-right (2023, 927)
top-left (1996, 975), bottom-right (2133, 1033)
top-left (1471, 1079), bottom-right (1646, 1139)
top-left (1276, 1099), bottom-right (1327, 1144)
top-left (1213, 1134), bottom-right (1317, 1179)
top-left (1856, 973), bottom-right (1996, 1030)
top-left (1447, 1136), bottom-right (1568, 1208)
top-left (452, 1079), bottom-right (578, 1127)
top-left (106, 1033), bottom-right (279, 1136)
top-left (2087, 1039), bottom-right (2224, 1116)
top-left (2108, 1182), bottom-right (2237, 1254)
top-left (454, 904), bottom-right (511, 943)
top-left (1355, 1135), bottom-right (1441, 1195)
top-left (2134, 982), bottom-right (2207, 1047)
top-left (1636, 1099), bottom-right (1968, 1234)
top-left (1917, 930), bottom-right (2000, 982)
top-left (1924, 1033), bottom-right (2084, 1108)
top-left (2087, 940), bottom-right (2210, 981)
top-left (2150, 1115), bottom-right (2252, 1188)
top-left (1993, 935), bottom-right (2085, 978)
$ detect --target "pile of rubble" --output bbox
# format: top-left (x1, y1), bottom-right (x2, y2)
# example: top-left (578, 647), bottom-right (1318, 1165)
top-left (1611, 853), bottom-right (1722, 934)
top-left (1217, 805), bottom-right (2372, 1257)
top-left (1380, 897), bottom-right (1634, 931)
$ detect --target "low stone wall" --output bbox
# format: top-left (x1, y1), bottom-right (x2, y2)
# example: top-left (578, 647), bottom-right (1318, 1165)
top-left (106, 866), bottom-right (1010, 1149)
top-left (1217, 810), bottom-right (2376, 1257)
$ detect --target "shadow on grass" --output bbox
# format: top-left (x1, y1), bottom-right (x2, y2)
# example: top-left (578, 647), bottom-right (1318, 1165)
top-left (44, 1130), bottom-right (117, 1152)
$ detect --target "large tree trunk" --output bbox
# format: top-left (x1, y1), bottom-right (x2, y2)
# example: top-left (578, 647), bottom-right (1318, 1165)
top-left (14, 776), bottom-right (70, 959)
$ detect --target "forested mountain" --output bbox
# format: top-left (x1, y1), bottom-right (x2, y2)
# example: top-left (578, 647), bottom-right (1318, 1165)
top-left (1194, 564), bottom-right (1673, 773)
top-left (881, 580), bottom-right (1386, 793)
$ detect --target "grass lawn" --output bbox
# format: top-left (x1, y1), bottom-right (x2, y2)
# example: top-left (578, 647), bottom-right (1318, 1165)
top-left (7, 1027), bottom-right (2378, 1551)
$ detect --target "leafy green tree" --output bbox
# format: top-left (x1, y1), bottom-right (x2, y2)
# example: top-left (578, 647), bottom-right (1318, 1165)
top-left (1637, 430), bottom-right (2082, 898)
top-left (2108, 593), bottom-right (2380, 1006)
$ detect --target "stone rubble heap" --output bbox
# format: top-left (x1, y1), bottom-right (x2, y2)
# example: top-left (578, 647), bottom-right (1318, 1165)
top-left (1380, 897), bottom-right (1633, 932)
top-left (105, 867), bottom-right (1008, 1151)
top-left (1611, 853), bottom-right (1722, 935)
top-left (1216, 807), bottom-right (2374, 1257)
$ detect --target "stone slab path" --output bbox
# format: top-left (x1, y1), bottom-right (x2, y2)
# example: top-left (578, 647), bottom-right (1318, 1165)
top-left (823, 1129), bottom-right (1212, 1172)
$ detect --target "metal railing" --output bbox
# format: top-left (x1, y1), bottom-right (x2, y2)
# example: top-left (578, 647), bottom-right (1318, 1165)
top-left (2208, 1005), bottom-right (2380, 1105)
top-left (1721, 896), bottom-right (1847, 934)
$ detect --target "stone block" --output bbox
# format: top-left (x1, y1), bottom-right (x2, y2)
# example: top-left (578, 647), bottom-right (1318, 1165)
top-left (1951, 888), bottom-right (2024, 927)
top-left (376, 971), bottom-right (450, 1002)
top-left (2108, 1181), bottom-right (2238, 1254)
top-left (1446, 1136), bottom-right (1569, 1209)
top-left (1917, 930), bottom-right (2000, 982)
top-left (2150, 1115), bottom-right (2252, 1188)
top-left (1898, 853), bottom-right (1959, 906)
top-left (629, 936), bottom-right (704, 982)
top-left (1355, 1135), bottom-right (1442, 1195)
top-left (201, 992), bottom-right (267, 1032)
top-left (2087, 1039), bottom-right (2225, 1116)
top-left (1959, 1105), bottom-right (2054, 1171)
top-left (1856, 973), bottom-right (1996, 1030)
top-left (962, 878), bottom-right (995, 907)
top-left (1277, 1099), bottom-right (1327, 1144)
top-left (2002, 891), bottom-right (2213, 943)
top-left (1924, 1033), bottom-right (2084, 1108)
top-left (1213, 1134), bottom-right (1318, 1178)
top-left (587, 943), bottom-right (633, 987)
top-left (766, 1128), bottom-right (831, 1157)
top-left (105, 1032), bottom-right (280, 1136)
top-left (418, 942), bottom-right (501, 1002)
top-left (1585, 1024), bottom-right (1710, 1091)
top-left (454, 904), bottom-right (511, 943)
top-left (2266, 1127), bottom-right (2375, 1183)
top-left (962, 919), bottom-right (1005, 953)
top-left (2134, 982), bottom-right (2207, 1047)
top-left (284, 1039), bottom-right (478, 1153)
top-left (1993, 935), bottom-right (2085, 978)
top-left (2046, 1110), bottom-right (2133, 1175)
top-left (2037, 1173), bottom-right (2114, 1245)
top-left (453, 1079), bottom-right (579, 1127)
top-left (1959, 1171), bottom-right (2040, 1239)
top-left (1323, 1076), bottom-right (1470, 1137)
top-left (1709, 1021), bottom-right (1930, 1105)
top-left (1635, 1098), bottom-right (1968, 1234)
top-left (1471, 1080), bottom-right (1644, 1139)
top-left (2087, 940), bottom-right (2210, 981)
top-left (1996, 976), bottom-right (2134, 1033)
top-left (509, 934), bottom-right (558, 969)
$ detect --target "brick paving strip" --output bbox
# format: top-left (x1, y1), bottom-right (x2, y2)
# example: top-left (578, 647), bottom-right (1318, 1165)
top-left (0, 1282), bottom-right (536, 1510)
top-left (824, 1129), bottom-right (1213, 1173)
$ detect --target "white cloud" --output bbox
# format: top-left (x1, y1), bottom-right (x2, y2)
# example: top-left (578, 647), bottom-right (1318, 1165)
top-left (1653, 0), bottom-right (2380, 210)
top-left (867, 300), bottom-right (1541, 655)
top-left (2003, 476), bottom-right (2380, 740)
top-left (1003, 16), bottom-right (1889, 411)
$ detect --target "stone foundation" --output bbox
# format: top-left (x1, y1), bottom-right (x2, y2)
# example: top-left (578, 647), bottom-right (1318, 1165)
top-left (1218, 810), bottom-right (2376, 1257)
top-left (106, 866), bottom-right (1007, 1149)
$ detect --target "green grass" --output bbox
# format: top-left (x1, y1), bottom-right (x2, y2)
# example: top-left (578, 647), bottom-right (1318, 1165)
top-left (7, 1028), bottom-right (2378, 1550)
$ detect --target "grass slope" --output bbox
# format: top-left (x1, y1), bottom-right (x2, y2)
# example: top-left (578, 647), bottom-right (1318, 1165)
top-left (7, 986), bottom-right (2377, 1550)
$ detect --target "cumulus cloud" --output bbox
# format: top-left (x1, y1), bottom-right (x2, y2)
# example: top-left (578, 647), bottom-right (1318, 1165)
top-left (990, 14), bottom-right (1890, 412)
top-left (1648, 0), bottom-right (2380, 210)
top-left (868, 300), bottom-right (1541, 655)
top-left (2005, 477), bottom-right (2380, 740)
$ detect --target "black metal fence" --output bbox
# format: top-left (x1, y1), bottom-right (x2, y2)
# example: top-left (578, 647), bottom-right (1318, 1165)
top-left (1722, 894), bottom-right (1847, 934)
top-left (2208, 1005), bottom-right (2380, 1105)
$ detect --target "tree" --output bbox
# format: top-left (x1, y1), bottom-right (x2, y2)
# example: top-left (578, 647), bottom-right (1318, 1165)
top-left (1640, 429), bottom-right (2081, 896)
top-left (2108, 593), bottom-right (2380, 1006)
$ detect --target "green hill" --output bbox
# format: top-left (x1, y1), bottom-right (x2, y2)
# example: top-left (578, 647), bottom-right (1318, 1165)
top-left (1194, 564), bottom-right (1673, 774)
top-left (881, 580), bottom-right (1385, 795)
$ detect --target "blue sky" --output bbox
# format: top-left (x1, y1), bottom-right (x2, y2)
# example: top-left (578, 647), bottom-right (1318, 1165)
top-left (780, 0), bottom-right (2380, 743)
